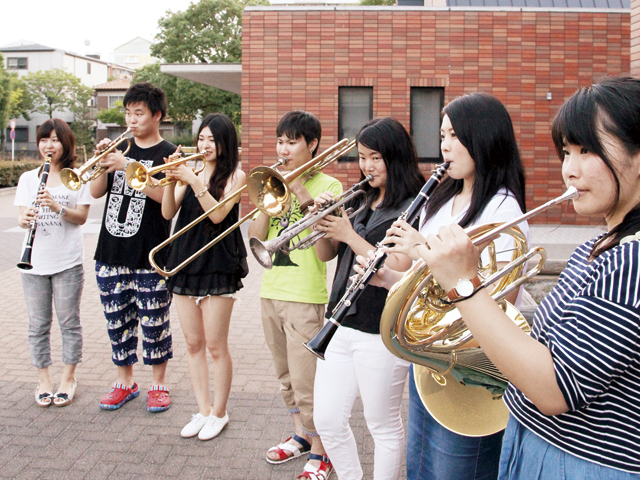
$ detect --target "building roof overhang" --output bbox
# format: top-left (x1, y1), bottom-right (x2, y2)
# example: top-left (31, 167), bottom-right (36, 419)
top-left (160, 63), bottom-right (242, 95)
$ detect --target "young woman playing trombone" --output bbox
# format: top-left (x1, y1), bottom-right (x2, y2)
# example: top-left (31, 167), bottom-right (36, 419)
top-left (161, 113), bottom-right (248, 440)
top-left (15, 119), bottom-right (91, 407)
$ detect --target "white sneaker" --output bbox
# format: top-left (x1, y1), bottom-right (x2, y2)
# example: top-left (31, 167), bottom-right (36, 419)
top-left (198, 411), bottom-right (229, 441)
top-left (181, 412), bottom-right (209, 438)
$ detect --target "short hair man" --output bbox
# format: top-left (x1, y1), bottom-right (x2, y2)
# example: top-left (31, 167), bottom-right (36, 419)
top-left (91, 82), bottom-right (175, 412)
top-left (248, 111), bottom-right (343, 479)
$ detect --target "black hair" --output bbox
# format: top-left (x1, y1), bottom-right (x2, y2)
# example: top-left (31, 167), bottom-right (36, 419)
top-left (355, 117), bottom-right (425, 209)
top-left (196, 113), bottom-right (239, 201)
top-left (36, 119), bottom-right (77, 170)
top-left (552, 76), bottom-right (640, 258)
top-left (276, 111), bottom-right (322, 156)
top-left (123, 82), bottom-right (168, 120)
top-left (424, 92), bottom-right (526, 227)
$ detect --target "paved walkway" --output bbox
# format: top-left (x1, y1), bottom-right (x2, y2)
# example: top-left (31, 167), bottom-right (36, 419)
top-left (0, 186), bottom-right (604, 479)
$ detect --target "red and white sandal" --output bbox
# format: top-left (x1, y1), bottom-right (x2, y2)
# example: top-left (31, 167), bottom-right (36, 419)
top-left (296, 454), bottom-right (333, 480)
top-left (266, 434), bottom-right (311, 464)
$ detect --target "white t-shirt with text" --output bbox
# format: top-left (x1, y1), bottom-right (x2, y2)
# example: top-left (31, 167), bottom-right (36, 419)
top-left (14, 167), bottom-right (92, 275)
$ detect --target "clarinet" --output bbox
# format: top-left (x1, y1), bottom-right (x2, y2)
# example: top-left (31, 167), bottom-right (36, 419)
top-left (304, 162), bottom-right (450, 359)
top-left (17, 154), bottom-right (52, 270)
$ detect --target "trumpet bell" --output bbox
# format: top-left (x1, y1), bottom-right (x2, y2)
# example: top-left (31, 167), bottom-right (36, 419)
top-left (248, 166), bottom-right (290, 217)
top-left (126, 161), bottom-right (149, 191)
top-left (60, 168), bottom-right (82, 191)
top-left (249, 237), bottom-right (276, 269)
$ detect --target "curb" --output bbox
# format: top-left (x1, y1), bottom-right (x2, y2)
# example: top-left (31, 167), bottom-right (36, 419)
top-left (0, 187), bottom-right (17, 198)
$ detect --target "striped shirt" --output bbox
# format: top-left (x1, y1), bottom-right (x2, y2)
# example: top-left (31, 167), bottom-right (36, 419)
top-left (504, 235), bottom-right (640, 473)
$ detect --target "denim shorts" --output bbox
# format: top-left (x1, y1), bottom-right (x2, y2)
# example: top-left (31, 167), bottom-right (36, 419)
top-left (499, 416), bottom-right (640, 479)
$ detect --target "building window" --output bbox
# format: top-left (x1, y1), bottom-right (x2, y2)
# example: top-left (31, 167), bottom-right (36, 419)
top-left (7, 57), bottom-right (28, 70)
top-left (410, 87), bottom-right (445, 163)
top-left (6, 127), bottom-right (28, 142)
top-left (87, 63), bottom-right (91, 74)
top-left (338, 87), bottom-right (373, 159)
top-left (108, 95), bottom-right (124, 109)
top-left (125, 56), bottom-right (139, 64)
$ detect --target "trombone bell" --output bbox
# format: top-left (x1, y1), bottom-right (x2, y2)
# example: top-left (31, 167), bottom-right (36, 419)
top-left (248, 166), bottom-right (290, 217)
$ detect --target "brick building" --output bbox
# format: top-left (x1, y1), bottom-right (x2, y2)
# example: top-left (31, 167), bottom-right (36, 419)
top-left (239, 3), bottom-right (629, 224)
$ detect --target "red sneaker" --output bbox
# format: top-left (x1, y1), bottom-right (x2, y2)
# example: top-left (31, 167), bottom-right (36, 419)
top-left (147, 385), bottom-right (170, 412)
top-left (99, 382), bottom-right (139, 410)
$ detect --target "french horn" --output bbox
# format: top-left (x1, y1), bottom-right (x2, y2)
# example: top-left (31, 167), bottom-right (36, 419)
top-left (379, 187), bottom-right (578, 436)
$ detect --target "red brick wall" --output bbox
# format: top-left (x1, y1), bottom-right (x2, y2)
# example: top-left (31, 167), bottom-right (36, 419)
top-left (242, 7), bottom-right (629, 225)
top-left (632, 0), bottom-right (640, 74)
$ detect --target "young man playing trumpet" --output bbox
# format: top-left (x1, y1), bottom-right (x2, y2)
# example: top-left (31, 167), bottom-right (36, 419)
top-left (248, 111), bottom-right (342, 480)
top-left (91, 82), bottom-right (176, 412)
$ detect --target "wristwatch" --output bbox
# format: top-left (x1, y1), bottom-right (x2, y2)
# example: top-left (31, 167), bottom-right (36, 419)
top-left (59, 206), bottom-right (67, 217)
top-left (446, 275), bottom-right (482, 302)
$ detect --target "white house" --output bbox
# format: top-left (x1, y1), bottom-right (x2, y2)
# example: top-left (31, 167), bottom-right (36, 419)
top-left (1, 40), bottom-right (134, 152)
top-left (109, 37), bottom-right (157, 70)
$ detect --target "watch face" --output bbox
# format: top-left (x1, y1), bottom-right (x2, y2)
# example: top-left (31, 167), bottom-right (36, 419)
top-left (456, 278), bottom-right (474, 297)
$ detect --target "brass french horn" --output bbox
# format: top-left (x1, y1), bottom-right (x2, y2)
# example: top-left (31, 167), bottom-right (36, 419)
top-left (379, 187), bottom-right (578, 436)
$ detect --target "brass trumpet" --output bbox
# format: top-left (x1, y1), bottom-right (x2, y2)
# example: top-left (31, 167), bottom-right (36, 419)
top-left (60, 129), bottom-right (131, 191)
top-left (379, 186), bottom-right (579, 437)
top-left (250, 175), bottom-right (372, 269)
top-left (149, 139), bottom-right (355, 278)
top-left (126, 151), bottom-right (207, 191)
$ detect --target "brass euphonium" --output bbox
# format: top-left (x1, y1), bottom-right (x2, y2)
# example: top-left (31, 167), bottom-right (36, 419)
top-left (60, 129), bottom-right (131, 191)
top-left (379, 186), bottom-right (579, 437)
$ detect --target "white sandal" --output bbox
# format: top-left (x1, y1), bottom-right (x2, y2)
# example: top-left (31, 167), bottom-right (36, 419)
top-left (53, 379), bottom-right (77, 407)
top-left (35, 383), bottom-right (53, 408)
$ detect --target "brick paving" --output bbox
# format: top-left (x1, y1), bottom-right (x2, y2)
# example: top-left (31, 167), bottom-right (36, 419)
top-left (0, 186), bottom-right (603, 479)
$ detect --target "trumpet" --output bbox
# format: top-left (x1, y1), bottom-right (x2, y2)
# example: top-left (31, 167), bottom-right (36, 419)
top-left (250, 175), bottom-right (372, 269)
top-left (304, 162), bottom-right (451, 359)
top-left (379, 186), bottom-right (579, 437)
top-left (126, 151), bottom-right (207, 191)
top-left (17, 155), bottom-right (52, 270)
top-left (60, 129), bottom-right (131, 191)
top-left (149, 139), bottom-right (356, 278)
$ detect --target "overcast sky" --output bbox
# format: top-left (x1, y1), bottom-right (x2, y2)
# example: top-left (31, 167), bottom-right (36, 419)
top-left (1, 0), bottom-right (196, 60)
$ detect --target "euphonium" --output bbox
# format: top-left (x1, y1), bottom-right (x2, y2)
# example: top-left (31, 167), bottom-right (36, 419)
top-left (126, 151), bottom-right (207, 191)
top-left (250, 175), bottom-right (372, 269)
top-left (60, 129), bottom-right (131, 191)
top-left (379, 186), bottom-right (579, 437)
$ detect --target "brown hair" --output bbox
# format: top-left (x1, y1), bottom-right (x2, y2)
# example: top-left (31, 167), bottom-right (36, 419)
top-left (37, 119), bottom-right (77, 169)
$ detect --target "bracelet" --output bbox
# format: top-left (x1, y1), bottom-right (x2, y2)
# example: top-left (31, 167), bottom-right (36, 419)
top-left (195, 187), bottom-right (208, 198)
top-left (442, 285), bottom-right (485, 305)
top-left (59, 206), bottom-right (67, 217)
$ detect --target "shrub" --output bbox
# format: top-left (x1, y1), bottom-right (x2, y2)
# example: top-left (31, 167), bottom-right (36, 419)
top-left (0, 160), bottom-right (42, 187)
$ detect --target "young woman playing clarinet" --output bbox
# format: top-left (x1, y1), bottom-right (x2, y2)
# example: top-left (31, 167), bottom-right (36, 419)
top-left (360, 93), bottom-right (528, 480)
top-left (410, 77), bottom-right (640, 478)
top-left (161, 113), bottom-right (248, 440)
top-left (311, 117), bottom-right (425, 479)
top-left (15, 119), bottom-right (91, 407)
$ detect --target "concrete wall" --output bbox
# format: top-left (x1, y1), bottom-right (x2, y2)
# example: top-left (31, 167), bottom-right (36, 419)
top-left (242, 7), bottom-right (629, 225)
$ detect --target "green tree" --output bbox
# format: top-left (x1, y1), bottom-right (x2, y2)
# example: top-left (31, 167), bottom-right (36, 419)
top-left (0, 53), bottom-right (12, 149)
top-left (22, 68), bottom-right (93, 118)
top-left (140, 0), bottom-right (268, 132)
top-left (9, 76), bottom-right (32, 122)
top-left (97, 101), bottom-right (126, 126)
top-left (360, 0), bottom-right (396, 4)
top-left (134, 63), bottom-right (241, 129)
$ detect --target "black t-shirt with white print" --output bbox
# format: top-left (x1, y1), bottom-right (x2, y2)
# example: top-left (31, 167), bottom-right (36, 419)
top-left (94, 139), bottom-right (175, 270)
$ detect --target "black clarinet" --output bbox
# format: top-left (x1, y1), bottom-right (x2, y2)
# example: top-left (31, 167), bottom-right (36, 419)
top-left (17, 155), bottom-right (52, 270)
top-left (304, 162), bottom-right (450, 359)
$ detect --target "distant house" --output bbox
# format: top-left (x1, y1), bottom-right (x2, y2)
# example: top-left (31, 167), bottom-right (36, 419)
top-left (109, 37), bottom-right (158, 70)
top-left (1, 40), bottom-right (134, 152)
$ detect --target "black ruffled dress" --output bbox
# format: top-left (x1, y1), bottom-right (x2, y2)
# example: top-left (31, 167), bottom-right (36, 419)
top-left (166, 187), bottom-right (248, 296)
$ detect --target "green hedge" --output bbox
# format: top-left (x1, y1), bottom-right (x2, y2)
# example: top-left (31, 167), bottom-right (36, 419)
top-left (0, 161), bottom-right (42, 188)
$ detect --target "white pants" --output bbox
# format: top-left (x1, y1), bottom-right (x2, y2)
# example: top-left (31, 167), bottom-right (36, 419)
top-left (314, 326), bottom-right (410, 480)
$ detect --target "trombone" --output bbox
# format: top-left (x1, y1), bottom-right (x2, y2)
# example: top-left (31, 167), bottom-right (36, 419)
top-left (149, 138), bottom-right (356, 277)
top-left (250, 175), bottom-right (372, 269)
top-left (126, 151), bottom-right (207, 191)
top-left (60, 128), bottom-right (131, 191)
